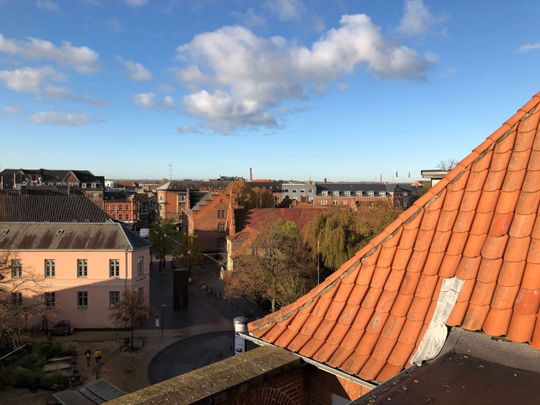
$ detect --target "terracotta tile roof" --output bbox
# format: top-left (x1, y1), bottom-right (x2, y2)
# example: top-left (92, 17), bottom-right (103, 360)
top-left (248, 92), bottom-right (540, 383)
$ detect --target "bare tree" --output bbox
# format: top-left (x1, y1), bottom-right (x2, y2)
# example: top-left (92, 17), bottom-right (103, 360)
top-left (224, 219), bottom-right (315, 312)
top-left (108, 289), bottom-right (150, 350)
top-left (437, 159), bottom-right (458, 171)
top-left (0, 251), bottom-right (48, 352)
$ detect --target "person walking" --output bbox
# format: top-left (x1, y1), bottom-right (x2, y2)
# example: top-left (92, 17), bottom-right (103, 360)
top-left (85, 349), bottom-right (92, 367)
top-left (94, 349), bottom-right (103, 366)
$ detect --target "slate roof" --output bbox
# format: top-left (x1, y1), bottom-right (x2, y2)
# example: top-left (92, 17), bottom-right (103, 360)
top-left (156, 180), bottom-right (229, 191)
top-left (0, 222), bottom-right (150, 250)
top-left (248, 92), bottom-right (540, 384)
top-left (0, 192), bottom-right (110, 222)
top-left (316, 183), bottom-right (388, 193)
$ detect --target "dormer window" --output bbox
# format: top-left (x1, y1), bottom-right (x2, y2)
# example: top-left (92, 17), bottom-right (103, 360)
top-left (333, 191), bottom-right (340, 197)
top-left (321, 191), bottom-right (328, 196)
top-left (344, 191), bottom-right (351, 197)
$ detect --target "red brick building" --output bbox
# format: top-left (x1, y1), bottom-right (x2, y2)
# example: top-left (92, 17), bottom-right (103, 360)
top-left (104, 191), bottom-right (137, 225)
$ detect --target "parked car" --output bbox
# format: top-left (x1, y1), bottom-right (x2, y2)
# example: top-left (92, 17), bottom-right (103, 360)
top-left (50, 320), bottom-right (74, 336)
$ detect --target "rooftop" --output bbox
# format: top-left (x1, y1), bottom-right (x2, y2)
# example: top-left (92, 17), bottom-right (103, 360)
top-left (0, 192), bottom-right (110, 223)
top-left (248, 91), bottom-right (540, 384)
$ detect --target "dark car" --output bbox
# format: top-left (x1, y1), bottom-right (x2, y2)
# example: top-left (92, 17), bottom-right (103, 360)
top-left (50, 320), bottom-right (74, 336)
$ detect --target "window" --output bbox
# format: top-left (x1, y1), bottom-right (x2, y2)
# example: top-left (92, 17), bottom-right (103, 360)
top-left (137, 256), bottom-right (144, 276)
top-left (332, 200), bottom-right (338, 205)
top-left (292, 189), bottom-right (297, 193)
top-left (301, 189), bottom-right (305, 193)
top-left (367, 191), bottom-right (374, 197)
top-left (44, 259), bottom-right (55, 278)
top-left (344, 191), bottom-right (351, 197)
top-left (109, 259), bottom-right (120, 277)
top-left (126, 205), bottom-right (129, 210)
top-left (91, 183), bottom-right (97, 188)
top-left (118, 214), bottom-right (123, 221)
top-left (217, 209), bottom-right (225, 219)
top-left (217, 237), bottom-right (226, 249)
top-left (81, 183), bottom-right (87, 189)
top-left (218, 223), bottom-right (225, 232)
top-left (308, 189), bottom-right (313, 193)
top-left (119, 205), bottom-right (123, 211)
top-left (320, 200), bottom-right (327, 206)
top-left (180, 194), bottom-right (186, 202)
top-left (321, 191), bottom-right (328, 196)
top-left (159, 195), bottom-right (164, 201)
top-left (77, 291), bottom-right (88, 308)
top-left (356, 191), bottom-right (363, 197)
top-left (343, 200), bottom-right (348, 205)
top-left (77, 259), bottom-right (88, 277)
top-left (11, 292), bottom-right (22, 306)
top-left (109, 291), bottom-right (120, 308)
top-left (284, 189), bottom-right (289, 193)
top-left (45, 292), bottom-right (56, 308)
top-left (11, 259), bottom-right (22, 278)
top-left (91, 192), bottom-right (99, 198)
top-left (137, 287), bottom-right (144, 304)
top-left (333, 191), bottom-right (340, 197)
top-left (125, 215), bottom-right (130, 221)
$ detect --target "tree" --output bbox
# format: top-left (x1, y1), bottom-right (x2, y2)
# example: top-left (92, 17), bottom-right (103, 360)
top-left (226, 180), bottom-right (274, 208)
top-left (173, 233), bottom-right (203, 273)
top-left (149, 217), bottom-right (180, 269)
top-left (0, 251), bottom-right (48, 353)
top-left (437, 159), bottom-right (457, 171)
top-left (224, 219), bottom-right (315, 312)
top-left (108, 289), bottom-right (150, 351)
top-left (303, 203), bottom-right (400, 275)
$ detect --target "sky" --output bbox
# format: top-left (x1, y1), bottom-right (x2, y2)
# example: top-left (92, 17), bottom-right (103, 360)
top-left (1, 0), bottom-right (540, 181)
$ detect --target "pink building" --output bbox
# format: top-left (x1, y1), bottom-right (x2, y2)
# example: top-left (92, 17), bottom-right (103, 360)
top-left (0, 222), bottom-right (150, 329)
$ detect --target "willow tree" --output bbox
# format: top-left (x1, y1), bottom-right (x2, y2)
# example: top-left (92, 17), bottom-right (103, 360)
top-left (303, 203), bottom-right (400, 274)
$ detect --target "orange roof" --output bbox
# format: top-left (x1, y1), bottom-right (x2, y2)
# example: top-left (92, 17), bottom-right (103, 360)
top-left (248, 92), bottom-right (540, 383)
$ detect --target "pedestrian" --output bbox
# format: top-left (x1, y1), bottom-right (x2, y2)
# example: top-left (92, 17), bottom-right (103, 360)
top-left (94, 349), bottom-right (102, 366)
top-left (85, 349), bottom-right (91, 367)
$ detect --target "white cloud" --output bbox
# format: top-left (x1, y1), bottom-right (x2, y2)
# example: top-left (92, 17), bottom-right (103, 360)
top-left (176, 14), bottom-right (436, 133)
top-left (264, 0), bottom-right (305, 21)
top-left (3, 105), bottom-right (22, 115)
top-left (0, 33), bottom-right (99, 73)
top-left (231, 8), bottom-right (266, 28)
top-left (163, 95), bottom-right (174, 108)
top-left (132, 92), bottom-right (155, 108)
top-left (0, 66), bottom-right (65, 93)
top-left (398, 0), bottom-right (443, 36)
top-left (42, 86), bottom-right (107, 105)
top-left (31, 110), bottom-right (90, 126)
top-left (117, 56), bottom-right (152, 81)
top-left (124, 0), bottom-right (148, 6)
top-left (518, 42), bottom-right (540, 53)
top-left (36, 0), bottom-right (60, 12)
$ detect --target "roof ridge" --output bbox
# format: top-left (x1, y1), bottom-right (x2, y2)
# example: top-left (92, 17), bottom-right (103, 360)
top-left (249, 92), bottom-right (540, 334)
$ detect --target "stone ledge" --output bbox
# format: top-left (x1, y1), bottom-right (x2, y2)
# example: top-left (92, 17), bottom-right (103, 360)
top-left (106, 346), bottom-right (300, 405)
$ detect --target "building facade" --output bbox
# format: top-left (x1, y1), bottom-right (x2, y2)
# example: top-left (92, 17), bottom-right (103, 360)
top-left (282, 181), bottom-right (316, 203)
top-left (0, 222), bottom-right (150, 329)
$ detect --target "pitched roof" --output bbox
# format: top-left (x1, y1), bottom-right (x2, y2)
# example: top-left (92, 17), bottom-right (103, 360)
top-left (248, 92), bottom-right (540, 384)
top-left (0, 192), bottom-right (110, 222)
top-left (0, 222), bottom-right (150, 250)
top-left (316, 183), bottom-right (388, 193)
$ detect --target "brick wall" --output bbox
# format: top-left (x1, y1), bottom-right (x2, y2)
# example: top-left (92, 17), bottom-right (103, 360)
top-left (189, 190), bottom-right (230, 252)
top-left (307, 366), bottom-right (371, 404)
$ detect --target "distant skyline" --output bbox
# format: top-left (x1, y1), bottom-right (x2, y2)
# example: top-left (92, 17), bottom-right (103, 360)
top-left (1, 1), bottom-right (540, 181)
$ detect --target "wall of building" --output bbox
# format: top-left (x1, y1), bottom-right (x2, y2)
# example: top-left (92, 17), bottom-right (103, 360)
top-left (105, 199), bottom-right (137, 223)
top-left (189, 191), bottom-right (229, 252)
top-left (4, 248), bottom-right (150, 329)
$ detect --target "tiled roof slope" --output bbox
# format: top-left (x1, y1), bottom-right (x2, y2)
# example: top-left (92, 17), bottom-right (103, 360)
top-left (0, 192), bottom-right (110, 222)
top-left (248, 92), bottom-right (540, 383)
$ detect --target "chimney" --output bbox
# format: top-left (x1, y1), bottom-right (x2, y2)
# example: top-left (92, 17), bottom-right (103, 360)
top-left (324, 177), bottom-right (327, 183)
top-left (249, 168), bottom-right (253, 182)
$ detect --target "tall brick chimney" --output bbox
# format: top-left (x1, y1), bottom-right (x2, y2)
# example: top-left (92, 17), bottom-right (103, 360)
top-left (249, 168), bottom-right (253, 182)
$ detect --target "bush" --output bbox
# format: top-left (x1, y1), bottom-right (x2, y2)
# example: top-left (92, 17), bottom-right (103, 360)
top-left (12, 367), bottom-right (42, 391)
top-left (41, 373), bottom-right (69, 391)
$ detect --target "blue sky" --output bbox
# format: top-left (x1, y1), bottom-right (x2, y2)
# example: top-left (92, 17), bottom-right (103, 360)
top-left (1, 0), bottom-right (539, 181)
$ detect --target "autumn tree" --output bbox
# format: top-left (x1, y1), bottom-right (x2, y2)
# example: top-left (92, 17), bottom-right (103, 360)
top-left (303, 203), bottom-right (400, 275)
top-left (0, 251), bottom-right (48, 352)
top-left (224, 219), bottom-right (315, 312)
top-left (108, 289), bottom-right (150, 350)
top-left (149, 217), bottom-right (180, 269)
top-left (226, 180), bottom-right (274, 208)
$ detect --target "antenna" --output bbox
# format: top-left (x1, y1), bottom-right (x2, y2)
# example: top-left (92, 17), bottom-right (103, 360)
top-left (169, 163), bottom-right (172, 181)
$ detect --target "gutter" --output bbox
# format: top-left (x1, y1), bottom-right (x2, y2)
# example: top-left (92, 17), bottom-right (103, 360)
top-left (239, 332), bottom-right (377, 390)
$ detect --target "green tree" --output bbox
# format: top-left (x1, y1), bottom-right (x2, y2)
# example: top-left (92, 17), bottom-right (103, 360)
top-left (108, 289), bottom-right (150, 351)
top-left (303, 203), bottom-right (400, 275)
top-left (149, 217), bottom-right (180, 269)
top-left (173, 233), bottom-right (203, 273)
top-left (224, 219), bottom-right (315, 312)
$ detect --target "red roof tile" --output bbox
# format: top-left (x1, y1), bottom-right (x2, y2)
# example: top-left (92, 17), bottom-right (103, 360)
top-left (248, 92), bottom-right (540, 383)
